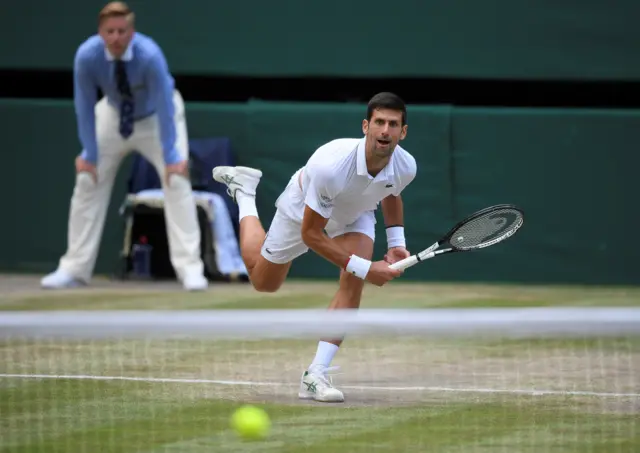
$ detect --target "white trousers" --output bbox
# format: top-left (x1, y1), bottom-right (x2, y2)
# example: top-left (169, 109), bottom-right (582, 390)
top-left (58, 90), bottom-right (204, 282)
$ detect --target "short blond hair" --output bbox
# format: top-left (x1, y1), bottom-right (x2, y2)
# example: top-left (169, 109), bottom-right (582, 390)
top-left (98, 2), bottom-right (135, 25)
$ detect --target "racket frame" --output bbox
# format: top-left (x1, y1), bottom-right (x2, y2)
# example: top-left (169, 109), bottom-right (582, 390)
top-left (388, 204), bottom-right (524, 271)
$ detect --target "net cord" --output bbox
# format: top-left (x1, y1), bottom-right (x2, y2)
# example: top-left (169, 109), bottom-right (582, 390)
top-left (0, 307), bottom-right (638, 340)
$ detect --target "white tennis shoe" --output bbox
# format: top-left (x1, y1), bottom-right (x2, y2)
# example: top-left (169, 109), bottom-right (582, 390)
top-left (40, 269), bottom-right (85, 289)
top-left (298, 365), bottom-right (345, 403)
top-left (212, 166), bottom-right (262, 202)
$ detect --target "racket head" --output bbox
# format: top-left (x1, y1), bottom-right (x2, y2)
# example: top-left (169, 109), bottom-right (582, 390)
top-left (444, 204), bottom-right (524, 251)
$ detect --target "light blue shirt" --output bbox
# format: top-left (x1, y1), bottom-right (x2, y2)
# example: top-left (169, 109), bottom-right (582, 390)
top-left (73, 32), bottom-right (180, 165)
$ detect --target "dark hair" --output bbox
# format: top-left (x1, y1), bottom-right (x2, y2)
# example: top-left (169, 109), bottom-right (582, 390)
top-left (366, 92), bottom-right (407, 125)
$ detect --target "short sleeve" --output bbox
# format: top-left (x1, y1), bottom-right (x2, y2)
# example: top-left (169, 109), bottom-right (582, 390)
top-left (304, 167), bottom-right (340, 219)
top-left (393, 154), bottom-right (417, 196)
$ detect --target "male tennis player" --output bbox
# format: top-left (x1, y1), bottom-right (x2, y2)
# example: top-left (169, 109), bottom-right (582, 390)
top-left (213, 92), bottom-right (417, 402)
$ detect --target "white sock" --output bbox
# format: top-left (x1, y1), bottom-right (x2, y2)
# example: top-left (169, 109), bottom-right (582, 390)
top-left (236, 191), bottom-right (258, 221)
top-left (310, 341), bottom-right (340, 369)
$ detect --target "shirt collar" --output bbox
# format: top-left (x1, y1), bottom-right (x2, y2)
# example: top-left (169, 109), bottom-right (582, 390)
top-left (356, 137), bottom-right (396, 181)
top-left (356, 138), bottom-right (368, 176)
top-left (105, 40), bottom-right (134, 61)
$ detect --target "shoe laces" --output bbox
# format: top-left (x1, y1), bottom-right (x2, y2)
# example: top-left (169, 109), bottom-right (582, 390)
top-left (309, 365), bottom-right (342, 387)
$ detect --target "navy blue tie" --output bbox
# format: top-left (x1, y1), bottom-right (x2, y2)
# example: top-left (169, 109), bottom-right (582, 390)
top-left (115, 60), bottom-right (134, 138)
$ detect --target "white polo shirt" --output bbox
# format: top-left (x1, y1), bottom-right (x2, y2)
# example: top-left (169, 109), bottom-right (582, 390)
top-left (297, 137), bottom-right (417, 226)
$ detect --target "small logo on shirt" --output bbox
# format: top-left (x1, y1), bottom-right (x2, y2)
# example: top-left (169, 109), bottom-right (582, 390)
top-left (319, 193), bottom-right (334, 209)
top-left (385, 184), bottom-right (394, 188)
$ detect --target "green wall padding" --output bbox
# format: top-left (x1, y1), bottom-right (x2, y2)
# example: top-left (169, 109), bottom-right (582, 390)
top-left (2, 99), bottom-right (638, 285)
top-left (2, 0), bottom-right (639, 80)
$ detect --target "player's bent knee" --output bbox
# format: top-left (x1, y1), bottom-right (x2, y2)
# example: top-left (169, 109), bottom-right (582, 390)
top-left (250, 278), bottom-right (282, 293)
top-left (249, 257), bottom-right (290, 293)
top-left (250, 272), bottom-right (285, 293)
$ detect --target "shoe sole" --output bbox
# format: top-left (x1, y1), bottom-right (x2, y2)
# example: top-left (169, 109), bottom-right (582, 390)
top-left (298, 391), bottom-right (345, 403)
top-left (184, 286), bottom-right (207, 292)
top-left (41, 281), bottom-right (84, 289)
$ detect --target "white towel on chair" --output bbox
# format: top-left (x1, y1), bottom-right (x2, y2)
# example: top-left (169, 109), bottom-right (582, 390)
top-left (135, 189), bottom-right (248, 276)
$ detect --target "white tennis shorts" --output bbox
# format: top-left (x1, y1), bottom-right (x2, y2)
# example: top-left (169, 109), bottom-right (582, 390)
top-left (261, 170), bottom-right (376, 265)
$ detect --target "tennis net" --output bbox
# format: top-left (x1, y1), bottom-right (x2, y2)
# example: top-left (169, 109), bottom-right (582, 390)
top-left (1, 308), bottom-right (639, 452)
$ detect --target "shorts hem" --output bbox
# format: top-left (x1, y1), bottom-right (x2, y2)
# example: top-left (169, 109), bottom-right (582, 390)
top-left (327, 227), bottom-right (375, 242)
top-left (260, 248), bottom-right (306, 265)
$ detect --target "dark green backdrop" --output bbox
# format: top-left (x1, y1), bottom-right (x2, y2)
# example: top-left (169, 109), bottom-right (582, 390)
top-left (3, 0), bottom-right (640, 80)
top-left (3, 99), bottom-right (638, 285)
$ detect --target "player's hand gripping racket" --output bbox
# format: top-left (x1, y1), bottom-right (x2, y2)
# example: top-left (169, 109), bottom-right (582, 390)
top-left (389, 204), bottom-right (524, 271)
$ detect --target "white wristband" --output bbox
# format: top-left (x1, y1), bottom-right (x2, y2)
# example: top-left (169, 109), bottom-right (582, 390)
top-left (345, 255), bottom-right (372, 280)
top-left (386, 226), bottom-right (406, 249)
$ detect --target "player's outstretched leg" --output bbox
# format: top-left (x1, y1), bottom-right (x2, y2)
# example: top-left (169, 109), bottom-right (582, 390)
top-left (213, 166), bottom-right (290, 292)
top-left (299, 231), bottom-right (373, 403)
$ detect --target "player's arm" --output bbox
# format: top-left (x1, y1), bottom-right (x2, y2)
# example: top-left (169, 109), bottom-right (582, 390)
top-left (300, 169), bottom-right (401, 286)
top-left (301, 207), bottom-right (401, 286)
top-left (145, 51), bottom-right (181, 166)
top-left (381, 194), bottom-right (407, 250)
top-left (300, 169), bottom-right (349, 267)
top-left (300, 206), bottom-right (353, 267)
top-left (73, 48), bottom-right (98, 165)
top-left (381, 156), bottom-right (417, 257)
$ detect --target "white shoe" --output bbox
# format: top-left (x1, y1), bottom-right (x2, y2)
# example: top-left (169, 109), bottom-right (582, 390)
top-left (212, 166), bottom-right (262, 202)
top-left (298, 365), bottom-right (345, 403)
top-left (40, 269), bottom-right (85, 289)
top-left (182, 272), bottom-right (208, 291)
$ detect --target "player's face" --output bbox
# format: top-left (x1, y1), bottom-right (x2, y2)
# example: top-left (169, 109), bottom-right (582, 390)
top-left (362, 109), bottom-right (408, 158)
top-left (99, 17), bottom-right (134, 59)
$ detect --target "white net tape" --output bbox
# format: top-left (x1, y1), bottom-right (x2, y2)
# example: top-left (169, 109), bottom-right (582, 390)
top-left (1, 307), bottom-right (639, 339)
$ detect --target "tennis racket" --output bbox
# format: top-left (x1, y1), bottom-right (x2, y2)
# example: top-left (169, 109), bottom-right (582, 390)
top-left (389, 204), bottom-right (524, 271)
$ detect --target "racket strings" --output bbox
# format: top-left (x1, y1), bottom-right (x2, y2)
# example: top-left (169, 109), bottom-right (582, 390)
top-left (450, 208), bottom-right (523, 250)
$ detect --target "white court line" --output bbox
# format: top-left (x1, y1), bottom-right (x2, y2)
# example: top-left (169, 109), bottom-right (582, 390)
top-left (1, 373), bottom-right (638, 398)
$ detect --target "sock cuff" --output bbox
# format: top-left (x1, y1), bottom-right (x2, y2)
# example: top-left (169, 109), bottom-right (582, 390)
top-left (237, 192), bottom-right (259, 221)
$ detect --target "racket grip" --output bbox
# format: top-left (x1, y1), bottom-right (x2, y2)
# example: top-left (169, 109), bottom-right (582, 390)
top-left (388, 255), bottom-right (418, 271)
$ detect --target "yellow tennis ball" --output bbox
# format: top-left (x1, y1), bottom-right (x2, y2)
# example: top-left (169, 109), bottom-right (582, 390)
top-left (231, 405), bottom-right (271, 440)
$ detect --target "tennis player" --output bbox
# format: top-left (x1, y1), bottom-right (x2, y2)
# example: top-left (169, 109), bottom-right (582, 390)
top-left (213, 92), bottom-right (417, 402)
